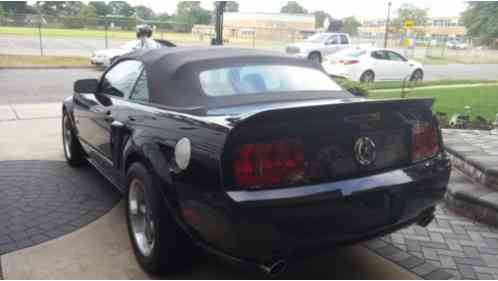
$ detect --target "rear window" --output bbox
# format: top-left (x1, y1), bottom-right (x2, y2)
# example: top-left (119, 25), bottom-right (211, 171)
top-left (199, 65), bottom-right (342, 97)
top-left (344, 50), bottom-right (366, 58)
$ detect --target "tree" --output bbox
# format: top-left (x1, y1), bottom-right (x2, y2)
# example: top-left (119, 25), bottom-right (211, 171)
top-left (34, 1), bottom-right (82, 16)
top-left (280, 1), bottom-right (307, 14)
top-left (79, 4), bottom-right (97, 18)
top-left (0, 4), bottom-right (5, 17)
top-left (108, 1), bottom-right (134, 17)
top-left (134, 5), bottom-right (155, 20)
top-left (225, 1), bottom-right (239, 12)
top-left (314, 10), bottom-right (329, 29)
top-left (327, 18), bottom-right (343, 32)
top-left (212, 1), bottom-right (238, 13)
top-left (462, 1), bottom-right (498, 46)
top-left (155, 12), bottom-right (170, 21)
top-left (63, 1), bottom-right (83, 16)
top-left (35, 1), bottom-right (64, 16)
top-left (341, 16), bottom-right (361, 36)
top-left (0, 1), bottom-right (28, 15)
top-left (173, 1), bottom-right (211, 30)
top-left (89, 1), bottom-right (111, 16)
top-left (392, 3), bottom-right (428, 30)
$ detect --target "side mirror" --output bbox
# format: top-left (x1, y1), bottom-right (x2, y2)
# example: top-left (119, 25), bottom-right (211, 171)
top-left (74, 79), bottom-right (98, 94)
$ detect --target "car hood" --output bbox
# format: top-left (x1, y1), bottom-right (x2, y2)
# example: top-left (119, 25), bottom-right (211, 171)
top-left (93, 48), bottom-right (130, 57)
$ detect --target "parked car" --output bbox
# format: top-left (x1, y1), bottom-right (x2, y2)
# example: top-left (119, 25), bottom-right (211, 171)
top-left (322, 47), bottom-right (424, 83)
top-left (90, 39), bottom-right (175, 67)
top-left (446, 39), bottom-right (468, 50)
top-left (63, 47), bottom-right (450, 276)
top-left (285, 32), bottom-right (351, 63)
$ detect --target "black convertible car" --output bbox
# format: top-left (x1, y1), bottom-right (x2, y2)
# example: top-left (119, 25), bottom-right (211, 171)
top-left (62, 47), bottom-right (451, 275)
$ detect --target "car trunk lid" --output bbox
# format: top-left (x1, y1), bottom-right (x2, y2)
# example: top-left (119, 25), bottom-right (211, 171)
top-left (221, 98), bottom-right (438, 191)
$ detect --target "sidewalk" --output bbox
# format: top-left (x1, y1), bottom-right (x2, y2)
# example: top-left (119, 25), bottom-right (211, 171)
top-left (0, 103), bottom-right (61, 122)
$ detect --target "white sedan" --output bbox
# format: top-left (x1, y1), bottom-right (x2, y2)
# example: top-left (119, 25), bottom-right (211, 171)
top-left (90, 39), bottom-right (174, 67)
top-left (322, 48), bottom-right (424, 83)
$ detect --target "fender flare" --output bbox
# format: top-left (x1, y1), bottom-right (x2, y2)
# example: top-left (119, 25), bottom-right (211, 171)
top-left (62, 96), bottom-right (78, 131)
top-left (122, 139), bottom-right (196, 239)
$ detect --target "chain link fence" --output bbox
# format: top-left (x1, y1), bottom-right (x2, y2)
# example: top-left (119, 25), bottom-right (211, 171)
top-left (0, 13), bottom-right (310, 57)
top-left (2, 13), bottom-right (498, 64)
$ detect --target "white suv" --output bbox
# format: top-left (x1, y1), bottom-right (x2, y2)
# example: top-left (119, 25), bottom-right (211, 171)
top-left (285, 33), bottom-right (351, 63)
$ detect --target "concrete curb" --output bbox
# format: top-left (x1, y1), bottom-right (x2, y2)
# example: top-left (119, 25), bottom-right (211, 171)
top-left (0, 65), bottom-right (96, 70)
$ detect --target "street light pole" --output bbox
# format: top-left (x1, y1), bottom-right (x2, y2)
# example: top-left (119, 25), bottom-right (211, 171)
top-left (384, 1), bottom-right (392, 48)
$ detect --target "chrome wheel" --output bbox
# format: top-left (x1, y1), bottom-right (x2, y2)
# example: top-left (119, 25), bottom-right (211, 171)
top-left (63, 114), bottom-right (72, 159)
top-left (129, 179), bottom-right (155, 257)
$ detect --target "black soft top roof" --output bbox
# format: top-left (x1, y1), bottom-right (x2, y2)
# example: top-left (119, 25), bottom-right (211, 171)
top-left (119, 47), bottom-right (349, 109)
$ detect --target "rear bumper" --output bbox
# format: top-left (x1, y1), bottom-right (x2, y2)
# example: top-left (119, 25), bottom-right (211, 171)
top-left (322, 64), bottom-right (360, 81)
top-left (90, 57), bottom-right (110, 67)
top-left (179, 153), bottom-right (451, 265)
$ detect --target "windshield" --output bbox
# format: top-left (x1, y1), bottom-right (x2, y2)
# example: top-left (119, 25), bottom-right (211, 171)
top-left (305, 33), bottom-right (329, 43)
top-left (199, 64), bottom-right (343, 97)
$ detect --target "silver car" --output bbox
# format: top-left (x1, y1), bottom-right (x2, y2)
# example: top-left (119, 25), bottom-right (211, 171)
top-left (285, 33), bottom-right (351, 63)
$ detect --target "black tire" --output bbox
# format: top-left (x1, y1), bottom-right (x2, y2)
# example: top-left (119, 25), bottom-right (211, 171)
top-left (410, 69), bottom-right (424, 82)
top-left (126, 162), bottom-right (196, 275)
top-left (360, 70), bottom-right (375, 84)
top-left (308, 52), bottom-right (322, 64)
top-left (62, 110), bottom-right (86, 166)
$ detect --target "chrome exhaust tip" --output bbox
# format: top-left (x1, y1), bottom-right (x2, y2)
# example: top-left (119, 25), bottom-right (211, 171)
top-left (261, 260), bottom-right (287, 276)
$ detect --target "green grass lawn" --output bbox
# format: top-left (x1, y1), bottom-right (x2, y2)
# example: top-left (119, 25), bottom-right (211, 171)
top-left (367, 79), bottom-right (498, 90)
top-left (0, 26), bottom-right (287, 49)
top-left (370, 85), bottom-right (498, 121)
top-left (0, 54), bottom-right (89, 67)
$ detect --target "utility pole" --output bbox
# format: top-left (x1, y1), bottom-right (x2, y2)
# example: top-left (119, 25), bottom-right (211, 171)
top-left (212, 1), bottom-right (227, 45)
top-left (384, 2), bottom-right (392, 48)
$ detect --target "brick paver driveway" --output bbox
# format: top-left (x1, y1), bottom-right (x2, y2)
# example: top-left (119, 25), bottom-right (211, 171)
top-left (0, 160), bottom-right (120, 255)
top-left (368, 169), bottom-right (498, 280)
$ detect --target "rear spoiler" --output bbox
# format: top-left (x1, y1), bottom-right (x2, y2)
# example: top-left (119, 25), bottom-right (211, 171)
top-left (230, 98), bottom-right (435, 126)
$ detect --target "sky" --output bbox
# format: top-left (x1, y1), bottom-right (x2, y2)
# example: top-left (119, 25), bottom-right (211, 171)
top-left (125, 0), bottom-right (469, 19)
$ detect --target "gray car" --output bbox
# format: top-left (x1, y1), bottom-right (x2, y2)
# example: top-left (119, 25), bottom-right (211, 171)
top-left (285, 33), bottom-right (351, 63)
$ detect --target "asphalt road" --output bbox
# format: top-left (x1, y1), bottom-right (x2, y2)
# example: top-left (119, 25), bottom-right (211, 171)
top-left (1, 36), bottom-right (498, 81)
top-left (0, 69), bottom-right (100, 105)
top-left (1, 65), bottom-right (497, 108)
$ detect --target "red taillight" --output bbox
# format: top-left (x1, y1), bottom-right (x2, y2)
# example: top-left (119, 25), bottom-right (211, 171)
top-left (234, 139), bottom-right (304, 189)
top-left (412, 122), bottom-right (440, 162)
top-left (339, 59), bottom-right (360, 65)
